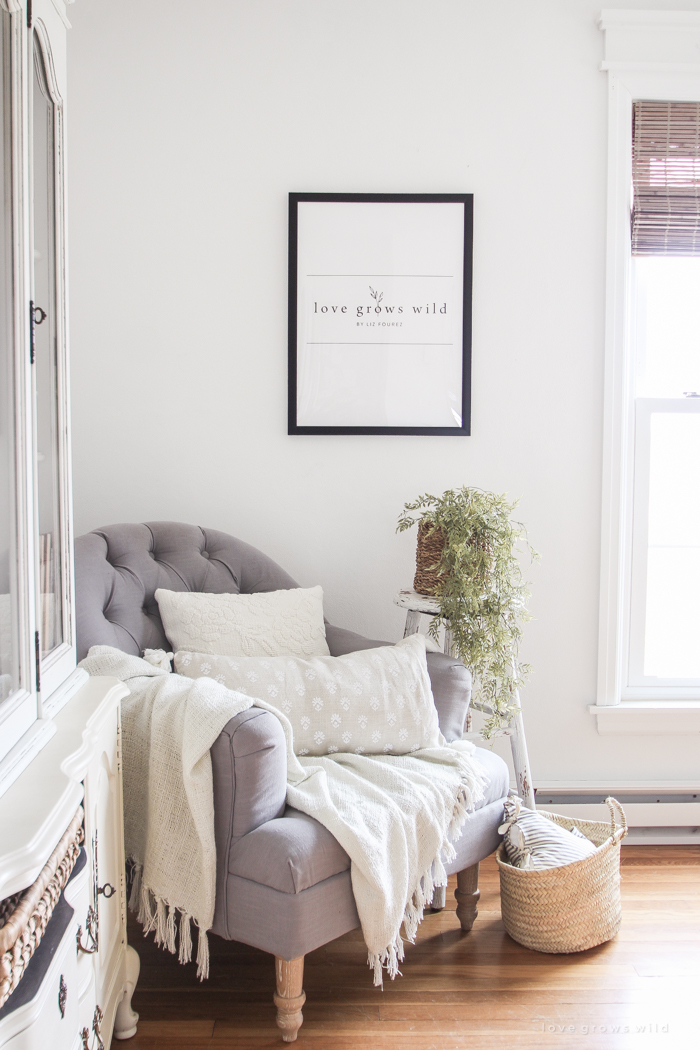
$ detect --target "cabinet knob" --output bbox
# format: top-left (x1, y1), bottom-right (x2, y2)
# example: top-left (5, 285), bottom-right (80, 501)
top-left (58, 973), bottom-right (67, 1018)
top-left (98, 882), bottom-right (116, 899)
top-left (81, 1004), bottom-right (104, 1050)
top-left (77, 904), bottom-right (99, 954)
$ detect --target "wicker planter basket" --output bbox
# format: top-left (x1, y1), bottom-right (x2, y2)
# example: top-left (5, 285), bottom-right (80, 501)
top-left (496, 797), bottom-right (627, 954)
top-left (0, 807), bottom-right (84, 1008)
top-left (413, 522), bottom-right (446, 596)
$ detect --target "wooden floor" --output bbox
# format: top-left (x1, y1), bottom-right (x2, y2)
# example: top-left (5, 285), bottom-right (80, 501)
top-left (122, 847), bottom-right (700, 1050)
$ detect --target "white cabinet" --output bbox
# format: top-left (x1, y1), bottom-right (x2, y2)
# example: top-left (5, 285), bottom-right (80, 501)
top-left (0, 676), bottom-right (140, 1049)
top-left (0, 4), bottom-right (138, 1043)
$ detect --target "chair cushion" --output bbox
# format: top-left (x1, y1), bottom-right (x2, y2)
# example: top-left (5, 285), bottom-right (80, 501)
top-left (229, 747), bottom-right (509, 894)
top-left (230, 808), bottom-right (350, 894)
top-left (472, 746), bottom-right (510, 806)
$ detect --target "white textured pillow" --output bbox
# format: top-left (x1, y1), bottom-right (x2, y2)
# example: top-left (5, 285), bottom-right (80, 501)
top-left (155, 586), bottom-right (330, 658)
top-left (173, 634), bottom-right (442, 757)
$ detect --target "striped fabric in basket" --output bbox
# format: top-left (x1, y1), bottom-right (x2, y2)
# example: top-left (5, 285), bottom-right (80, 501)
top-left (499, 796), bottom-right (597, 870)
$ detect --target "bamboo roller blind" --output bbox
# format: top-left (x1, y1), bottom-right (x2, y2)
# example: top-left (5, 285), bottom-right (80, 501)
top-left (632, 100), bottom-right (700, 256)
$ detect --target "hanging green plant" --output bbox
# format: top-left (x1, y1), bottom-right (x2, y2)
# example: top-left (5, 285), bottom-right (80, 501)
top-left (397, 486), bottom-right (537, 736)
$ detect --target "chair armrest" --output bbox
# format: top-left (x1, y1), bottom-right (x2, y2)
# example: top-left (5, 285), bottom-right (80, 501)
top-left (325, 623), bottom-right (471, 742)
top-left (424, 650), bottom-right (472, 742)
top-left (211, 708), bottom-right (287, 849)
top-left (211, 708), bottom-right (287, 934)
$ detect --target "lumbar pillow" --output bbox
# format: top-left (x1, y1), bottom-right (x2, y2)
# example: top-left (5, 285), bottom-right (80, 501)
top-left (154, 585), bottom-right (330, 658)
top-left (499, 796), bottom-right (597, 870)
top-left (173, 633), bottom-right (442, 757)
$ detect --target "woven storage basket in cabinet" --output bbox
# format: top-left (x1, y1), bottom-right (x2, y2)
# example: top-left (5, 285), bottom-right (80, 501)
top-left (0, 807), bottom-right (84, 1008)
top-left (496, 797), bottom-right (627, 954)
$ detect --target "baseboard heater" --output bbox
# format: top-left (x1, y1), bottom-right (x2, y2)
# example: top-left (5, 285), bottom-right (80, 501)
top-left (533, 789), bottom-right (700, 845)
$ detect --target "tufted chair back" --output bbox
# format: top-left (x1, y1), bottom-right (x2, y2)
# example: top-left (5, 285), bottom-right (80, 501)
top-left (74, 522), bottom-right (299, 661)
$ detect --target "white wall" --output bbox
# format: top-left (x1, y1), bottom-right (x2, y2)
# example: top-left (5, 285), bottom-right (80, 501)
top-left (66, 0), bottom-right (700, 787)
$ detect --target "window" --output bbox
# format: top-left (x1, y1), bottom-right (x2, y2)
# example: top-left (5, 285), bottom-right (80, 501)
top-left (629, 264), bottom-right (700, 689)
top-left (596, 12), bottom-right (700, 722)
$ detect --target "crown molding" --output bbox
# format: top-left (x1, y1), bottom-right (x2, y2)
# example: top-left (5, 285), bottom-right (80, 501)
top-left (599, 8), bottom-right (700, 70)
top-left (599, 10), bottom-right (700, 31)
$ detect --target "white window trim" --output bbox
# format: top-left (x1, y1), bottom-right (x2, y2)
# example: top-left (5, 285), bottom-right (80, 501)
top-left (593, 10), bottom-right (700, 734)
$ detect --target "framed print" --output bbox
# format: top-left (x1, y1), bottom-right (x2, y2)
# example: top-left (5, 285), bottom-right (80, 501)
top-left (288, 193), bottom-right (473, 435)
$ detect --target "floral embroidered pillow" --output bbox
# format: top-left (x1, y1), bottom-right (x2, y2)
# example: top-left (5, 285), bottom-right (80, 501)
top-left (173, 634), bottom-right (442, 757)
top-left (154, 585), bottom-right (330, 659)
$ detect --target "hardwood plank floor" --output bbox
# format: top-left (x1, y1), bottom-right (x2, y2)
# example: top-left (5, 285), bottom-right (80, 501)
top-left (121, 847), bottom-right (699, 1049)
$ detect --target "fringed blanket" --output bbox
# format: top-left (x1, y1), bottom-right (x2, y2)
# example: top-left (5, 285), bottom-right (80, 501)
top-left (80, 646), bottom-right (485, 984)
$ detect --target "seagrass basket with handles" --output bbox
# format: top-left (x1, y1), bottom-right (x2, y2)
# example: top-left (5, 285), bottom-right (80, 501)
top-left (496, 797), bottom-right (628, 954)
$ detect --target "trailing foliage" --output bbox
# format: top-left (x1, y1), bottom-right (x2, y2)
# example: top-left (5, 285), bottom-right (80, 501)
top-left (397, 487), bottom-right (537, 736)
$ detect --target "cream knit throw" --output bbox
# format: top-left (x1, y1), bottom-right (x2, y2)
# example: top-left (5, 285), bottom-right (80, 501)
top-left (81, 646), bottom-right (485, 984)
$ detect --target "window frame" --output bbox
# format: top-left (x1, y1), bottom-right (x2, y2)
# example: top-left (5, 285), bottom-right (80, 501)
top-left (626, 397), bottom-right (700, 696)
top-left (597, 10), bottom-right (700, 711)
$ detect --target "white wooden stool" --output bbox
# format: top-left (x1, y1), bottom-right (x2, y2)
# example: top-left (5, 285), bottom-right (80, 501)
top-left (394, 589), bottom-right (535, 810)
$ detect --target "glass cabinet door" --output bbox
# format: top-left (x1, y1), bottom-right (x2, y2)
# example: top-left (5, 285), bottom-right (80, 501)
top-left (0, 8), bottom-right (19, 708)
top-left (32, 36), bottom-right (63, 660)
top-left (0, 0), bottom-right (77, 787)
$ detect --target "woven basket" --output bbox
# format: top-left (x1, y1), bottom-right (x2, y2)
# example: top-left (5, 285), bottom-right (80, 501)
top-left (496, 797), bottom-right (627, 954)
top-left (0, 807), bottom-right (84, 1008)
top-left (413, 522), bottom-right (446, 596)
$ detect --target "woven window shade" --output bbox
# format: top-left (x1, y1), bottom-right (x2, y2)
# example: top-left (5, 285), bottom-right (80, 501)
top-left (632, 101), bottom-right (700, 256)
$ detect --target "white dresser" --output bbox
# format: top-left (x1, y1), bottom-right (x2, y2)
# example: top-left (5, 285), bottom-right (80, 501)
top-left (0, 677), bottom-right (139, 1049)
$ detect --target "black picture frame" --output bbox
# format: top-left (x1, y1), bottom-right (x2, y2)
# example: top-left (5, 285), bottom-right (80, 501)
top-left (288, 192), bottom-right (473, 436)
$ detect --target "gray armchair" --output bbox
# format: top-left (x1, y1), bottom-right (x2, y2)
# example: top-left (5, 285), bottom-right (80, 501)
top-left (75, 522), bottom-right (509, 1042)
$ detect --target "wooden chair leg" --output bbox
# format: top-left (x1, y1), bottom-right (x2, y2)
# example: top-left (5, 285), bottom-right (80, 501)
top-left (455, 862), bottom-right (480, 931)
top-left (274, 955), bottom-right (305, 1042)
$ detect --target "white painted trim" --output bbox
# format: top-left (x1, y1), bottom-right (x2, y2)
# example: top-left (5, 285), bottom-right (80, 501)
top-left (596, 72), bottom-right (634, 707)
top-left (0, 2), bottom-right (22, 15)
top-left (600, 11), bottom-right (700, 31)
top-left (589, 700), bottom-right (700, 734)
top-left (538, 800), bottom-right (700, 827)
top-left (0, 717), bottom-right (55, 799)
top-left (41, 664), bottom-right (88, 717)
top-left (535, 779), bottom-right (700, 792)
top-left (624, 826), bottom-right (699, 844)
top-left (48, 0), bottom-right (70, 30)
top-left (601, 62), bottom-right (700, 73)
top-left (623, 686), bottom-right (700, 700)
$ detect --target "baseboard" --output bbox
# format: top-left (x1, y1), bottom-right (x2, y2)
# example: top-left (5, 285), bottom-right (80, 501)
top-left (622, 826), bottom-right (700, 845)
top-left (531, 785), bottom-right (700, 840)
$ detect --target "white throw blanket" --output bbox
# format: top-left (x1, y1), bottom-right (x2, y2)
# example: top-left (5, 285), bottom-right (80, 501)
top-left (80, 646), bottom-right (485, 984)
